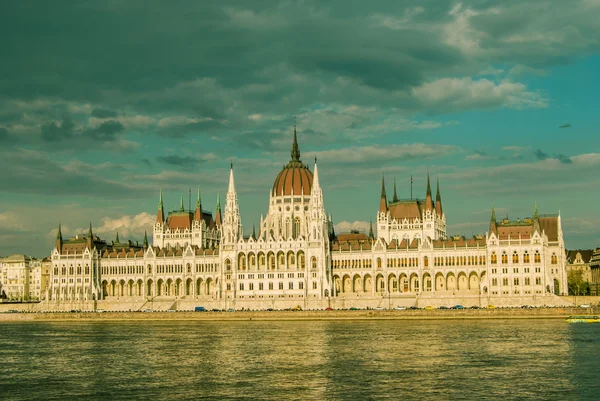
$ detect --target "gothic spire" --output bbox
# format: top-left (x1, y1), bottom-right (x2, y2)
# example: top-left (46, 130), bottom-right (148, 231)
top-left (392, 177), bottom-right (398, 203)
top-left (379, 174), bottom-right (388, 213)
top-left (425, 170), bottom-right (434, 211)
top-left (252, 223), bottom-right (256, 239)
top-left (435, 176), bottom-right (443, 216)
top-left (56, 223), bottom-right (62, 240)
top-left (369, 219), bottom-right (374, 240)
top-left (143, 230), bottom-right (148, 248)
top-left (156, 189), bottom-right (164, 224)
top-left (196, 186), bottom-right (202, 209)
top-left (179, 193), bottom-right (184, 212)
top-left (291, 117), bottom-right (300, 162)
top-left (533, 200), bottom-right (539, 220)
top-left (215, 191), bottom-right (222, 226)
top-left (489, 203), bottom-right (497, 235)
top-left (194, 186), bottom-right (203, 221)
top-left (115, 231), bottom-right (120, 243)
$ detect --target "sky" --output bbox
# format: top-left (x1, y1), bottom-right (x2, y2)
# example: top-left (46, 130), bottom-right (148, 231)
top-left (1, 0), bottom-right (600, 257)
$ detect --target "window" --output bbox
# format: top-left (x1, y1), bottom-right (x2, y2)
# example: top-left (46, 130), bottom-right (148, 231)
top-left (503, 278), bottom-right (509, 286)
top-left (424, 256), bottom-right (429, 267)
top-left (535, 277), bottom-right (541, 285)
top-left (313, 282), bottom-right (317, 290)
top-left (269, 282), bottom-right (274, 290)
top-left (377, 258), bottom-right (382, 268)
top-left (534, 251), bottom-right (541, 263)
top-left (491, 252), bottom-right (497, 264)
top-left (513, 268), bottom-right (519, 274)
top-left (514, 278), bottom-right (519, 286)
top-left (259, 283), bottom-right (264, 291)
top-left (227, 283), bottom-right (231, 291)
top-left (279, 282), bottom-right (283, 290)
top-left (492, 278), bottom-right (498, 286)
top-left (239, 283), bottom-right (244, 291)
top-left (551, 253), bottom-right (557, 265)
top-left (525, 277), bottom-right (530, 285)
top-left (249, 283), bottom-right (254, 291)
top-left (299, 282), bottom-right (304, 290)
top-left (289, 282), bottom-right (293, 290)
top-left (524, 251), bottom-right (530, 263)
top-left (501, 252), bottom-right (508, 264)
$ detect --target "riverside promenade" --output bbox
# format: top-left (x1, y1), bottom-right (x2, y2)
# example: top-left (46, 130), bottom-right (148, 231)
top-left (1, 307), bottom-right (596, 322)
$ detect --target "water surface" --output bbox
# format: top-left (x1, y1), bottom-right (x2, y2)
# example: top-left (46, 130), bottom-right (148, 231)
top-left (1, 319), bottom-right (598, 400)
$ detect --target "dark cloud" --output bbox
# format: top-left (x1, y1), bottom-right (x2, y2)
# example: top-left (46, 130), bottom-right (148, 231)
top-left (91, 108), bottom-right (118, 118)
top-left (141, 158), bottom-right (152, 167)
top-left (85, 120), bottom-right (124, 142)
top-left (157, 155), bottom-right (201, 168)
top-left (533, 149), bottom-right (549, 160)
top-left (40, 115), bottom-right (75, 142)
top-left (0, 127), bottom-right (17, 144)
top-left (555, 153), bottom-right (573, 164)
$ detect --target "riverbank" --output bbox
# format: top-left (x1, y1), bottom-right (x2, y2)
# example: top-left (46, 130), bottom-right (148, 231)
top-left (1, 307), bottom-right (596, 322)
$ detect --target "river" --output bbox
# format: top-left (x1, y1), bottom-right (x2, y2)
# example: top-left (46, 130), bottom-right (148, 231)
top-left (0, 319), bottom-right (598, 400)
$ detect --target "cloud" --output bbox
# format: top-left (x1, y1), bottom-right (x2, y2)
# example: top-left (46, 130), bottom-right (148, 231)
top-left (555, 153), bottom-right (573, 164)
top-left (412, 77), bottom-right (548, 113)
top-left (533, 149), bottom-right (549, 160)
top-left (94, 212), bottom-right (155, 240)
top-left (334, 220), bottom-right (371, 234)
top-left (311, 143), bottom-right (460, 165)
top-left (465, 150), bottom-right (490, 160)
top-left (40, 115), bottom-right (76, 142)
top-left (91, 108), bottom-right (117, 118)
top-left (157, 155), bottom-right (201, 168)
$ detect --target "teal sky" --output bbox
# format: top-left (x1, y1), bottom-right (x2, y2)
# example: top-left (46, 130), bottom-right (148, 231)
top-left (1, 0), bottom-right (600, 257)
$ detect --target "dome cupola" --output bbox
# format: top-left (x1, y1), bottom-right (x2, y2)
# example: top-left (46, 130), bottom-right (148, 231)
top-left (272, 122), bottom-right (313, 196)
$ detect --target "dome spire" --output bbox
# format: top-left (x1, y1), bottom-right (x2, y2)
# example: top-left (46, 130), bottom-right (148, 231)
top-left (291, 117), bottom-right (300, 162)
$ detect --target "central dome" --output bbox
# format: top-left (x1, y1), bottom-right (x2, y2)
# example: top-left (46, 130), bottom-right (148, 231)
top-left (272, 125), bottom-right (314, 196)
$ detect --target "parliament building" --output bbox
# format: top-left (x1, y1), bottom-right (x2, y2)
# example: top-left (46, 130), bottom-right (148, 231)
top-left (45, 126), bottom-right (569, 310)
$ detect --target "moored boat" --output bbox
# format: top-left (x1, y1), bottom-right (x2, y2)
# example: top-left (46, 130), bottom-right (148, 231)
top-left (565, 315), bottom-right (600, 323)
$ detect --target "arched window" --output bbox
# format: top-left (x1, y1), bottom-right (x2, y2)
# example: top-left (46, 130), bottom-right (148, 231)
top-left (377, 258), bottom-right (382, 269)
top-left (69, 265), bottom-right (74, 275)
top-left (225, 259), bottom-right (232, 271)
top-left (491, 252), bottom-right (497, 264)
top-left (76, 265), bottom-right (82, 275)
top-left (294, 217), bottom-right (301, 239)
top-left (551, 253), bottom-right (557, 265)
top-left (424, 256), bottom-right (429, 267)
top-left (501, 252), bottom-right (508, 264)
top-left (311, 257), bottom-right (317, 269)
top-left (512, 251), bottom-right (519, 264)
top-left (524, 251), bottom-right (530, 263)
top-left (534, 251), bottom-right (541, 263)
top-left (187, 263), bottom-right (191, 274)
top-left (298, 253), bottom-right (305, 269)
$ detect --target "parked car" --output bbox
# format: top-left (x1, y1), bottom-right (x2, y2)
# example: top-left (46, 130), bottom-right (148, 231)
top-left (194, 306), bottom-right (206, 312)
top-left (349, 307), bottom-right (359, 310)
top-left (453, 305), bottom-right (465, 309)
top-left (438, 306), bottom-right (450, 310)
top-left (395, 306), bottom-right (406, 310)
top-left (325, 307), bottom-right (334, 311)
top-left (487, 305), bottom-right (496, 309)
top-left (424, 306), bottom-right (433, 310)
top-left (580, 304), bottom-right (591, 308)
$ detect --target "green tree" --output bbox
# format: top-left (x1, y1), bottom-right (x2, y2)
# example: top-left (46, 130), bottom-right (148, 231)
top-left (568, 270), bottom-right (589, 295)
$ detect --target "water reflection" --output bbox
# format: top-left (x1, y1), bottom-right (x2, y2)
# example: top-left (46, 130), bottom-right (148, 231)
top-left (0, 320), bottom-right (598, 400)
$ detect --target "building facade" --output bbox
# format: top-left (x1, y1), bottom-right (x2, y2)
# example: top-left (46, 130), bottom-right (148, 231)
top-left (45, 127), bottom-right (569, 310)
top-left (0, 254), bottom-right (48, 301)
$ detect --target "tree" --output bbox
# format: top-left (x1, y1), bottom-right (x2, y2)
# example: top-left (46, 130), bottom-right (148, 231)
top-left (568, 270), bottom-right (589, 296)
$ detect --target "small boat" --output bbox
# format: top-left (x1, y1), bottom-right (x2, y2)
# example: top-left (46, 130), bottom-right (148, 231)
top-left (565, 315), bottom-right (600, 323)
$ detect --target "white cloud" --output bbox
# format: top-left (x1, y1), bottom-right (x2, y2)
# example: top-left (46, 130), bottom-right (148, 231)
top-left (94, 212), bottom-right (155, 239)
top-left (412, 77), bottom-right (548, 112)
top-left (157, 116), bottom-right (214, 128)
top-left (310, 143), bottom-right (460, 164)
top-left (334, 220), bottom-right (370, 234)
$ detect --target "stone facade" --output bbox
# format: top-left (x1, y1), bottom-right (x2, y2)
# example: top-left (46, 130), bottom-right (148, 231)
top-left (44, 127), bottom-right (569, 310)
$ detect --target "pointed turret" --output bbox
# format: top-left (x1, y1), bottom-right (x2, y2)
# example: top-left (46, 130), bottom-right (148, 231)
top-left (143, 230), bottom-right (148, 248)
top-left (87, 222), bottom-right (93, 249)
top-left (252, 223), bottom-right (256, 240)
top-left (179, 193), bottom-right (185, 212)
top-left (489, 203), bottom-right (497, 235)
top-left (533, 200), bottom-right (541, 234)
top-left (55, 223), bottom-right (63, 252)
top-left (291, 117), bottom-right (300, 161)
top-left (115, 231), bottom-right (120, 244)
top-left (156, 189), bottom-right (164, 224)
top-left (369, 219), bottom-right (374, 240)
top-left (224, 163), bottom-right (242, 242)
top-left (425, 171), bottom-right (434, 211)
top-left (194, 186), bottom-right (202, 221)
top-left (435, 177), bottom-right (443, 216)
top-left (215, 191), bottom-right (222, 226)
top-left (392, 177), bottom-right (398, 203)
top-left (379, 174), bottom-right (388, 213)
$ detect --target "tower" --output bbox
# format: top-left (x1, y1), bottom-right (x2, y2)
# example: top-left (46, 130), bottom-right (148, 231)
top-left (223, 164), bottom-right (242, 243)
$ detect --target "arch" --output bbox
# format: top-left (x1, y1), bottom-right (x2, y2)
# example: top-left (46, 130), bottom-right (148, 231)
top-left (119, 280), bottom-right (125, 297)
top-left (553, 279), bottom-right (560, 295)
top-left (257, 252), bottom-right (265, 269)
top-left (248, 252), bottom-right (256, 270)
top-left (468, 272), bottom-right (480, 291)
top-left (388, 273), bottom-right (397, 293)
top-left (147, 279), bottom-right (153, 297)
top-left (225, 258), bottom-right (232, 271)
top-left (352, 274), bottom-right (361, 293)
top-left (435, 272), bottom-right (445, 291)
top-left (206, 278), bottom-right (213, 296)
top-left (238, 252), bottom-right (247, 271)
top-left (409, 273), bottom-right (419, 293)
top-left (311, 256), bottom-right (317, 269)
top-left (166, 279), bottom-right (173, 296)
top-left (446, 273), bottom-right (456, 291)
top-left (287, 250), bottom-right (296, 269)
top-left (186, 278), bottom-right (193, 296)
top-left (423, 256), bottom-right (429, 267)
top-left (175, 278), bottom-right (182, 296)
top-left (376, 258), bottom-right (382, 269)
top-left (375, 274), bottom-right (385, 293)
top-left (157, 279), bottom-right (164, 296)
top-left (127, 279), bottom-right (135, 297)
top-left (137, 279), bottom-right (143, 297)
top-left (267, 252), bottom-right (276, 270)
top-left (102, 280), bottom-right (109, 298)
top-left (297, 251), bottom-right (305, 269)
top-left (364, 274), bottom-right (373, 294)
top-left (399, 273), bottom-right (408, 293)
top-left (334, 275), bottom-right (342, 294)
top-left (422, 273), bottom-right (432, 292)
top-left (457, 272), bottom-right (468, 291)
top-left (196, 278), bottom-right (203, 297)
top-left (277, 251), bottom-right (285, 269)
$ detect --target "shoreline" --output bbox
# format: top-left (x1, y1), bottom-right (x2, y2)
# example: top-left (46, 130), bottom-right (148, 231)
top-left (1, 307), bottom-right (595, 322)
